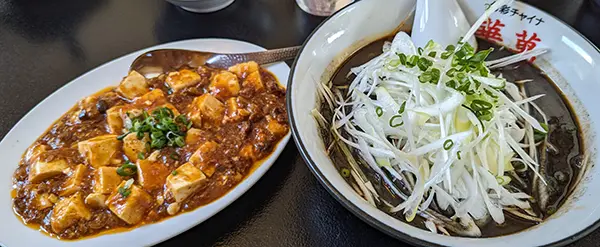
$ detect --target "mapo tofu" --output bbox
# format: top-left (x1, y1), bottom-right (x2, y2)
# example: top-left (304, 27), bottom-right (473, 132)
top-left (11, 62), bottom-right (288, 239)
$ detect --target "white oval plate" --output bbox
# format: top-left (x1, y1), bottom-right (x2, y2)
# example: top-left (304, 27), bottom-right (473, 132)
top-left (0, 39), bottom-right (291, 247)
top-left (288, 0), bottom-right (600, 246)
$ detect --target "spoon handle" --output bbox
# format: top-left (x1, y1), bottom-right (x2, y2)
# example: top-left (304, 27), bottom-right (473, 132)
top-left (206, 46), bottom-right (301, 68)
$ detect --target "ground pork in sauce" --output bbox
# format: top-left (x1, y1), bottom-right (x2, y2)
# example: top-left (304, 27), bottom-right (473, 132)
top-left (12, 62), bottom-right (288, 239)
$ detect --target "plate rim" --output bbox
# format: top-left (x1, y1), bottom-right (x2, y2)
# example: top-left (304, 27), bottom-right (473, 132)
top-left (286, 1), bottom-right (600, 247)
top-left (1, 38), bottom-right (291, 246)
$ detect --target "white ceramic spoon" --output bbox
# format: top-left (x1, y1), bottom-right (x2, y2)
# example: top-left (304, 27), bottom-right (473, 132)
top-left (411, 0), bottom-right (477, 50)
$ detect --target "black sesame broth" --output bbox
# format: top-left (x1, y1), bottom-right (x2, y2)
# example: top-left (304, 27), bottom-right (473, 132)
top-left (318, 36), bottom-right (585, 237)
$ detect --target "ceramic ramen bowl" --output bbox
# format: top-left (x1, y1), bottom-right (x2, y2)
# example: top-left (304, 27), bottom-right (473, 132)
top-left (287, 0), bottom-right (600, 246)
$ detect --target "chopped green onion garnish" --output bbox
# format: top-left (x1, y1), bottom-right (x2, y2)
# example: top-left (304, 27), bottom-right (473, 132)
top-left (137, 152), bottom-right (145, 160)
top-left (376, 107), bottom-right (384, 117)
top-left (457, 151), bottom-right (462, 160)
top-left (171, 170), bottom-right (178, 176)
top-left (534, 122), bottom-right (549, 142)
top-left (117, 161), bottom-right (137, 176)
top-left (398, 101), bottom-right (406, 114)
top-left (484, 89), bottom-right (498, 98)
top-left (417, 57), bottom-right (432, 71)
top-left (471, 100), bottom-right (493, 112)
top-left (496, 176), bottom-right (512, 186)
top-left (418, 72), bottom-right (432, 83)
top-left (340, 168), bottom-right (351, 178)
top-left (398, 53), bottom-right (407, 65)
top-left (118, 186), bottom-right (131, 198)
top-left (117, 132), bottom-right (130, 141)
top-left (127, 107), bottom-right (190, 151)
top-left (389, 115), bottom-right (404, 127)
top-left (118, 178), bottom-right (134, 198)
top-left (443, 139), bottom-right (454, 150)
top-left (388, 59), bottom-right (401, 68)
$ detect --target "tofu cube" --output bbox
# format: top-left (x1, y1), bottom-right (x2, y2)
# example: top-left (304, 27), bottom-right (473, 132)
top-left (185, 128), bottom-right (206, 145)
top-left (60, 164), bottom-right (87, 196)
top-left (122, 133), bottom-right (149, 162)
top-left (189, 141), bottom-right (218, 177)
top-left (223, 97), bottom-right (250, 123)
top-left (25, 144), bottom-right (49, 163)
top-left (189, 141), bottom-right (218, 165)
top-left (228, 61), bottom-right (259, 78)
top-left (239, 144), bottom-right (258, 161)
top-left (117, 71), bottom-right (150, 99)
top-left (266, 118), bottom-right (288, 137)
top-left (106, 106), bottom-right (126, 134)
top-left (166, 163), bottom-right (207, 202)
top-left (188, 94), bottom-right (224, 127)
top-left (94, 167), bottom-right (122, 194)
top-left (133, 89), bottom-right (167, 108)
top-left (85, 193), bottom-right (107, 209)
top-left (50, 193), bottom-right (91, 233)
top-left (209, 71), bottom-right (240, 101)
top-left (242, 71), bottom-right (264, 92)
top-left (165, 69), bottom-right (201, 92)
top-left (136, 159), bottom-right (170, 190)
top-left (106, 182), bottom-right (154, 225)
top-left (29, 159), bottom-right (68, 183)
top-left (36, 193), bottom-right (58, 210)
top-left (197, 162), bottom-right (216, 178)
top-left (78, 135), bottom-right (120, 168)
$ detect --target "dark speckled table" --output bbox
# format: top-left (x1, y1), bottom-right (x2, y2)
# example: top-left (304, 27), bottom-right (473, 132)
top-left (0, 0), bottom-right (599, 246)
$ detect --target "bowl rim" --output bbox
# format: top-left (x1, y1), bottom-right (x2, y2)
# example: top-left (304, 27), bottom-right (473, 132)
top-left (286, 1), bottom-right (600, 246)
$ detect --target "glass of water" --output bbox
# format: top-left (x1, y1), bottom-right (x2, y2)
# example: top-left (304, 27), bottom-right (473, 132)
top-left (296, 0), bottom-right (354, 16)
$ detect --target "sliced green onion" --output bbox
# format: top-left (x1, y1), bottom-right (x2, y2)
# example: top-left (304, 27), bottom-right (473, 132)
top-left (418, 47), bottom-right (424, 55)
top-left (418, 72), bottom-right (432, 83)
top-left (118, 186), bottom-right (131, 198)
top-left (117, 161), bottom-right (137, 176)
top-left (441, 51), bottom-right (452, 60)
top-left (446, 68), bottom-right (457, 77)
top-left (430, 68), bottom-right (441, 83)
top-left (428, 51), bottom-right (437, 58)
top-left (534, 122), bottom-right (549, 142)
top-left (443, 139), bottom-right (454, 150)
top-left (471, 99), bottom-right (493, 111)
top-left (469, 48), bottom-right (493, 63)
top-left (117, 132), bottom-right (130, 141)
top-left (398, 53), bottom-right (407, 65)
top-left (457, 151), bottom-right (462, 160)
top-left (485, 89), bottom-right (498, 98)
top-left (398, 101), bottom-right (406, 114)
top-left (118, 178), bottom-right (134, 197)
top-left (376, 106), bottom-right (384, 117)
top-left (340, 168), bottom-right (351, 178)
top-left (446, 80), bottom-right (457, 89)
top-left (388, 59), bottom-right (401, 68)
top-left (171, 170), bottom-right (178, 176)
top-left (174, 136), bottom-right (185, 147)
top-left (424, 40), bottom-right (435, 50)
top-left (389, 115), bottom-right (404, 127)
top-left (137, 152), bottom-right (145, 160)
top-left (417, 57), bottom-right (433, 71)
top-left (496, 175), bottom-right (512, 186)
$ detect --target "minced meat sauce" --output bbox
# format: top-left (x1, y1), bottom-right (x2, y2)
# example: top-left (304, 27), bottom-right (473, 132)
top-left (12, 61), bottom-right (288, 239)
